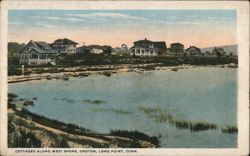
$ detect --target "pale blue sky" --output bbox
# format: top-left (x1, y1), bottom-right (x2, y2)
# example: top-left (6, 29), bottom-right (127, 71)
top-left (8, 10), bottom-right (237, 48)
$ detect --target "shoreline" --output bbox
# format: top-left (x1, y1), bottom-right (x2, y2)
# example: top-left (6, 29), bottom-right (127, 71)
top-left (8, 63), bottom-right (237, 84)
top-left (8, 94), bottom-right (160, 148)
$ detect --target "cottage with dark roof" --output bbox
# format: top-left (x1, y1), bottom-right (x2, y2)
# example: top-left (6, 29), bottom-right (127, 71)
top-left (77, 45), bottom-right (112, 55)
top-left (185, 46), bottom-right (201, 56)
top-left (51, 38), bottom-right (78, 54)
top-left (130, 38), bottom-right (167, 56)
top-left (212, 47), bottom-right (226, 56)
top-left (20, 40), bottom-right (58, 65)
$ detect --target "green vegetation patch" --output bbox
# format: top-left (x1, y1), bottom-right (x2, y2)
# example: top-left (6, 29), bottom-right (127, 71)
top-left (110, 130), bottom-right (159, 147)
top-left (138, 106), bottom-right (218, 132)
top-left (83, 99), bottom-right (107, 105)
top-left (92, 108), bottom-right (132, 115)
top-left (221, 125), bottom-right (238, 134)
top-left (54, 98), bottom-right (76, 103)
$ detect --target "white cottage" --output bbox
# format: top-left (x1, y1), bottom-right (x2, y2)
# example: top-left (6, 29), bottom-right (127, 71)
top-left (90, 48), bottom-right (103, 54)
top-left (51, 38), bottom-right (78, 54)
top-left (20, 40), bottom-right (58, 65)
top-left (130, 38), bottom-right (167, 56)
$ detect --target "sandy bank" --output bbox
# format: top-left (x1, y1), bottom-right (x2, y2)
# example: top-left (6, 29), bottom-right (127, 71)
top-left (8, 63), bottom-right (237, 84)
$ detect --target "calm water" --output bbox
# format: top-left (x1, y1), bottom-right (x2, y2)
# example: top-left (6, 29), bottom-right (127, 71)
top-left (9, 67), bottom-right (237, 148)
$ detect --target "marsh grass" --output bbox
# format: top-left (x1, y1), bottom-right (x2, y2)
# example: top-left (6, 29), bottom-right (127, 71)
top-left (221, 125), bottom-right (238, 134)
top-left (83, 99), bottom-right (107, 105)
top-left (77, 73), bottom-right (89, 77)
top-left (92, 108), bottom-right (132, 115)
top-left (54, 98), bottom-right (75, 103)
top-left (110, 130), bottom-right (159, 146)
top-left (138, 106), bottom-right (218, 132)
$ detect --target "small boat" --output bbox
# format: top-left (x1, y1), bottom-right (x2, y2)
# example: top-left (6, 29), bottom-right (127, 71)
top-left (47, 75), bottom-right (52, 80)
top-left (62, 74), bottom-right (69, 80)
top-left (134, 69), bottom-right (144, 74)
top-left (228, 63), bottom-right (237, 68)
top-left (171, 68), bottom-right (179, 71)
top-left (103, 72), bottom-right (111, 77)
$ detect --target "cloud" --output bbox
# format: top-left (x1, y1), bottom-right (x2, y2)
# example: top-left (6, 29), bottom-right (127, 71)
top-left (34, 23), bottom-right (57, 29)
top-left (158, 20), bottom-right (201, 25)
top-left (66, 13), bottom-right (146, 20)
top-left (31, 16), bottom-right (84, 22)
top-left (8, 22), bottom-right (24, 25)
top-left (158, 20), bottom-right (177, 25)
top-left (177, 21), bottom-right (201, 25)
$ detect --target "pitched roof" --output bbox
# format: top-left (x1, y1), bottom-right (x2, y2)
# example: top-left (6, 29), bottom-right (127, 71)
top-left (21, 40), bottom-right (57, 54)
top-left (134, 38), bottom-right (153, 44)
top-left (185, 46), bottom-right (201, 51)
top-left (35, 41), bottom-right (50, 48)
top-left (153, 42), bottom-right (167, 50)
top-left (53, 38), bottom-right (78, 45)
top-left (171, 43), bottom-right (184, 46)
top-left (213, 47), bottom-right (225, 53)
top-left (78, 45), bottom-right (112, 50)
top-left (132, 39), bottom-right (167, 50)
top-left (130, 45), bottom-right (154, 49)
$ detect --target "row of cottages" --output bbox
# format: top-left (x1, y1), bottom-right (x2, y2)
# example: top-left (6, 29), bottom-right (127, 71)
top-left (20, 38), bottom-right (78, 65)
top-left (130, 38), bottom-right (167, 56)
top-left (184, 46), bottom-right (226, 56)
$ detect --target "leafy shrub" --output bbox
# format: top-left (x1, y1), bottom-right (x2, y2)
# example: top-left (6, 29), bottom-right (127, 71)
top-left (110, 130), bottom-right (159, 146)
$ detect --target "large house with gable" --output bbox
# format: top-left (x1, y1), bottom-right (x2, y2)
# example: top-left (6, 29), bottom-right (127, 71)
top-left (51, 38), bottom-right (78, 54)
top-left (130, 38), bottom-right (167, 56)
top-left (20, 40), bottom-right (58, 65)
top-left (185, 46), bottom-right (202, 56)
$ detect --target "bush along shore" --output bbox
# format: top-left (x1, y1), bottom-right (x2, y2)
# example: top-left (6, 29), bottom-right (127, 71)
top-left (138, 106), bottom-right (237, 133)
top-left (8, 93), bottom-right (160, 148)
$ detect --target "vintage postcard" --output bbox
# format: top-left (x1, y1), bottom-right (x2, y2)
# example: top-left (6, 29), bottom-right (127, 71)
top-left (0, 0), bottom-right (249, 156)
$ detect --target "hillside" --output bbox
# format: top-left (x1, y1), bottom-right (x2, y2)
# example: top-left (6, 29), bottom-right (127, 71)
top-left (201, 44), bottom-right (238, 55)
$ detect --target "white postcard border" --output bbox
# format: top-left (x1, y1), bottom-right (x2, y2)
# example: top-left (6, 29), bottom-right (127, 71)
top-left (0, 1), bottom-right (249, 156)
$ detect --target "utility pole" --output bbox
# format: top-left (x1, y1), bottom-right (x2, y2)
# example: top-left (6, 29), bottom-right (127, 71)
top-left (21, 65), bottom-right (24, 76)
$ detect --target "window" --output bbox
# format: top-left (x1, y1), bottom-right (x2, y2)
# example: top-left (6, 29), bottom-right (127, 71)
top-left (151, 50), bottom-right (154, 54)
top-left (31, 54), bottom-right (38, 59)
top-left (39, 54), bottom-right (46, 59)
top-left (142, 50), bottom-right (144, 53)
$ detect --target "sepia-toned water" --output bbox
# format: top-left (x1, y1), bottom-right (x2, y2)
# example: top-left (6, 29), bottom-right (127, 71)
top-left (9, 67), bottom-right (237, 148)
